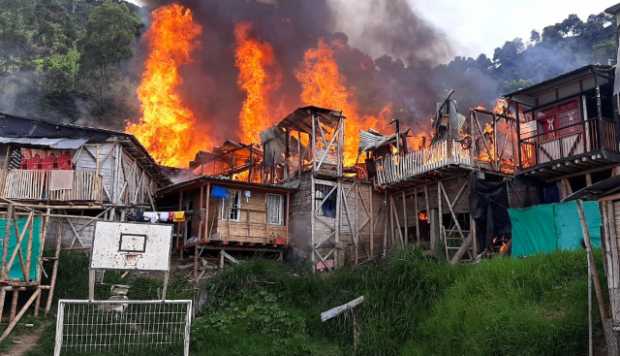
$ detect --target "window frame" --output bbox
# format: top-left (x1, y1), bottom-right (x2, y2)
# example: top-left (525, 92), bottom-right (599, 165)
top-left (266, 193), bottom-right (284, 226)
top-left (220, 190), bottom-right (241, 222)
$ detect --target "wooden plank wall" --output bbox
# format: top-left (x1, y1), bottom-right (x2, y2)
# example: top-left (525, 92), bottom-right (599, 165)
top-left (74, 143), bottom-right (156, 207)
top-left (214, 190), bottom-right (287, 244)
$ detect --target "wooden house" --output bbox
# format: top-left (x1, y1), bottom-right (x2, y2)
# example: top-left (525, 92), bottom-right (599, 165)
top-left (0, 112), bottom-right (170, 248)
top-left (0, 113), bottom-right (169, 341)
top-left (262, 106), bottom-right (386, 271)
top-left (366, 96), bottom-right (519, 263)
top-left (504, 65), bottom-right (620, 200)
top-left (158, 176), bottom-right (293, 248)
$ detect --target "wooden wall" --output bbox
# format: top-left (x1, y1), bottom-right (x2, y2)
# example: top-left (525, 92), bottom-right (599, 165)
top-left (74, 142), bottom-right (156, 207)
top-left (213, 189), bottom-right (287, 244)
top-left (287, 173), bottom-right (386, 267)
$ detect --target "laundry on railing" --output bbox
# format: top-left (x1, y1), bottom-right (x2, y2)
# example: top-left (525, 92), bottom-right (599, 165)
top-left (49, 170), bottom-right (74, 191)
top-left (134, 210), bottom-right (187, 223)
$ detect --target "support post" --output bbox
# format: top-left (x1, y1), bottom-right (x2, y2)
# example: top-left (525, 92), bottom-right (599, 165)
top-left (401, 191), bottom-right (408, 246)
top-left (369, 186), bottom-right (374, 258)
top-left (577, 199), bottom-right (618, 356)
top-left (414, 188), bottom-right (420, 246)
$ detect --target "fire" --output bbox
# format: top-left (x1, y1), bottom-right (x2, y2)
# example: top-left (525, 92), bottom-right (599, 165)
top-left (126, 4), bottom-right (212, 167)
top-left (234, 22), bottom-right (280, 143)
top-left (493, 98), bottom-right (509, 115)
top-left (296, 39), bottom-right (388, 166)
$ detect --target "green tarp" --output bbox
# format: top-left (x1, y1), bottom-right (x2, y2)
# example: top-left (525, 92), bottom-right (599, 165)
top-left (509, 201), bottom-right (601, 257)
top-left (0, 216), bottom-right (42, 282)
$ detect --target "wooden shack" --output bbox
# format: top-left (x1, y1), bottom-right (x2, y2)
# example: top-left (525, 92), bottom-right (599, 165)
top-left (0, 112), bottom-right (170, 248)
top-left (366, 96), bottom-right (519, 263)
top-left (157, 176), bottom-right (293, 257)
top-left (262, 106), bottom-right (386, 271)
top-left (505, 65), bottom-right (620, 200)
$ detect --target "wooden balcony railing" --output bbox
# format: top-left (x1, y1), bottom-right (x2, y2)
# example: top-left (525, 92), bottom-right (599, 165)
top-left (1, 169), bottom-right (103, 202)
top-left (519, 118), bottom-right (618, 169)
top-left (375, 140), bottom-right (473, 186)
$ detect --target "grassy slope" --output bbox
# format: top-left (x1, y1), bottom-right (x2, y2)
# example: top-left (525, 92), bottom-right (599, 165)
top-left (193, 249), bottom-right (599, 356)
top-left (22, 249), bottom-right (598, 355)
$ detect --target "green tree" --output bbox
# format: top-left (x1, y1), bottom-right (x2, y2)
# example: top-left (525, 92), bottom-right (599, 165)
top-left (78, 0), bottom-right (140, 115)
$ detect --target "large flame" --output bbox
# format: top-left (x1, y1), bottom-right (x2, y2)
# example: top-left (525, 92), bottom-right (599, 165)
top-left (234, 22), bottom-right (280, 143)
top-left (126, 4), bottom-right (212, 167)
top-left (296, 39), bottom-right (388, 166)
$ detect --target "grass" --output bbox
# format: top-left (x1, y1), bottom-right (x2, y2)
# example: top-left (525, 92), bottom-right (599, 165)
top-left (15, 249), bottom-right (601, 355)
top-left (193, 249), bottom-right (599, 356)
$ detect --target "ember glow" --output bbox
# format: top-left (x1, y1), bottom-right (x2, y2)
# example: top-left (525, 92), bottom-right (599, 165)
top-left (296, 39), bottom-right (389, 165)
top-left (126, 4), bottom-right (212, 167)
top-left (235, 22), bottom-right (280, 143)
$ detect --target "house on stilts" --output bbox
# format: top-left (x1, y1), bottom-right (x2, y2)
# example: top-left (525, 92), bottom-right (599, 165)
top-left (0, 112), bottom-right (169, 340)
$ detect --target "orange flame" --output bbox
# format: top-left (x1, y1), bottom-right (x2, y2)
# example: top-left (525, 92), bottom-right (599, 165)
top-left (234, 22), bottom-right (280, 143)
top-left (296, 39), bottom-right (388, 166)
top-left (126, 4), bottom-right (212, 167)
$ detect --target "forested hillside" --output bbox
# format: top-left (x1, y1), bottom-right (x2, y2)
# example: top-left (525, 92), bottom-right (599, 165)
top-left (434, 12), bottom-right (617, 110)
top-left (0, 0), bottom-right (141, 126)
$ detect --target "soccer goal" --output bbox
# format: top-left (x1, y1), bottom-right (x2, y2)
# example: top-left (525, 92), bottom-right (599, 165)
top-left (54, 299), bottom-right (192, 356)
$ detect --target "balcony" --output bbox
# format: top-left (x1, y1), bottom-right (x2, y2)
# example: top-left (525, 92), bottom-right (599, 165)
top-left (519, 118), bottom-right (620, 178)
top-left (1, 169), bottom-right (103, 202)
top-left (375, 140), bottom-right (473, 187)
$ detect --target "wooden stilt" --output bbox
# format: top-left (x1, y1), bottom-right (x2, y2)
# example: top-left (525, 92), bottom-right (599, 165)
top-left (577, 199), bottom-right (618, 356)
top-left (0, 289), bottom-right (41, 343)
top-left (401, 191), bottom-right (408, 246)
top-left (369, 186), bottom-right (374, 258)
top-left (414, 187), bottom-right (420, 246)
top-left (9, 289), bottom-right (18, 322)
top-left (0, 288), bottom-right (6, 323)
top-left (45, 223), bottom-right (62, 315)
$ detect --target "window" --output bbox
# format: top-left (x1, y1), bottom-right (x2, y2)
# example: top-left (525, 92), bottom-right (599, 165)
top-left (220, 190), bottom-right (241, 221)
top-left (267, 194), bottom-right (284, 225)
top-left (315, 184), bottom-right (337, 218)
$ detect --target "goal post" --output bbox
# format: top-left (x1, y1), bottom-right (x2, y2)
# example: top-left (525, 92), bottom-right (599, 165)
top-left (54, 299), bottom-right (192, 356)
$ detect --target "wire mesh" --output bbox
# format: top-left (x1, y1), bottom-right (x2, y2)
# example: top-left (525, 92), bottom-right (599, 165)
top-left (54, 299), bottom-right (192, 356)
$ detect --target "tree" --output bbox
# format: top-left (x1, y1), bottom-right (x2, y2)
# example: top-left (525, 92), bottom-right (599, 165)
top-left (78, 0), bottom-right (140, 115)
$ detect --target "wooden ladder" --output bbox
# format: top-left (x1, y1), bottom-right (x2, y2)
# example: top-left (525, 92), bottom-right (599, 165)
top-left (442, 225), bottom-right (473, 262)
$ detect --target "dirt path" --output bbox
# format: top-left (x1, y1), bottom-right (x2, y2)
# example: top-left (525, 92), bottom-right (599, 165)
top-left (0, 326), bottom-right (44, 356)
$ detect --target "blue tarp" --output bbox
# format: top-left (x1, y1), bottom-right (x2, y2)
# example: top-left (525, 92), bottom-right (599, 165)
top-left (509, 200), bottom-right (601, 257)
top-left (211, 185), bottom-right (230, 199)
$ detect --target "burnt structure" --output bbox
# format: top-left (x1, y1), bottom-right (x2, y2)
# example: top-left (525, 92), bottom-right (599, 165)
top-left (261, 106), bottom-right (385, 270)
top-left (365, 95), bottom-right (518, 262)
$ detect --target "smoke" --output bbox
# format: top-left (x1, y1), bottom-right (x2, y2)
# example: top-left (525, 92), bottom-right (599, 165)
top-left (137, 0), bottom-right (455, 137)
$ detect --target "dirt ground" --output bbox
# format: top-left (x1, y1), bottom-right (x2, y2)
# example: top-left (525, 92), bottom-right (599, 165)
top-left (0, 326), bottom-right (44, 356)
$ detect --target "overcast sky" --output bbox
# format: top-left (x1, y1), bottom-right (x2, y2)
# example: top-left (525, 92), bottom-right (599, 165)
top-left (411, 0), bottom-right (616, 58)
top-left (127, 0), bottom-right (617, 58)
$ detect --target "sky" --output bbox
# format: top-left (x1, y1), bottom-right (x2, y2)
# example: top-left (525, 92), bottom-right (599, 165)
top-left (127, 0), bottom-right (616, 58)
top-left (411, 0), bottom-right (616, 58)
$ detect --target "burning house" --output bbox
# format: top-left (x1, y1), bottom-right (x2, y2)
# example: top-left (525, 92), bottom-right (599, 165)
top-left (189, 140), bottom-right (263, 182)
top-left (365, 94), bottom-right (520, 262)
top-left (504, 64), bottom-right (620, 200)
top-left (261, 106), bottom-right (386, 270)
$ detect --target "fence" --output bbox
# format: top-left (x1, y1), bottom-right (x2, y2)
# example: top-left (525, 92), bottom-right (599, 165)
top-left (2, 169), bottom-right (102, 202)
top-left (375, 140), bottom-right (472, 186)
top-left (54, 299), bottom-right (192, 356)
